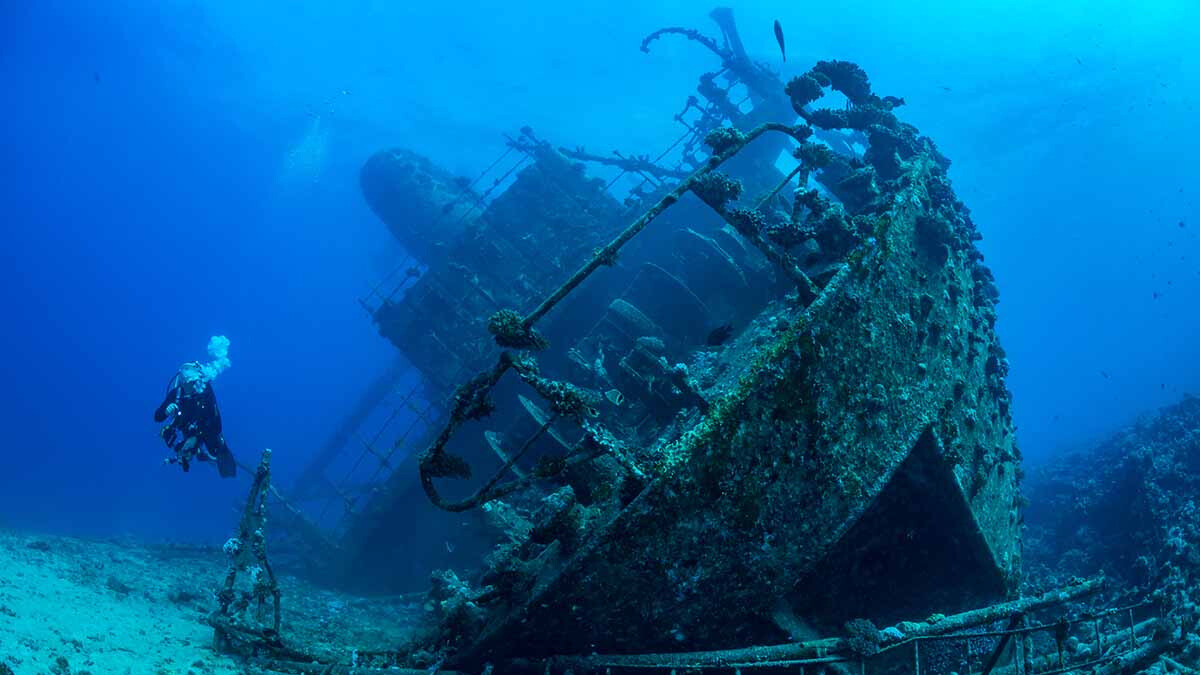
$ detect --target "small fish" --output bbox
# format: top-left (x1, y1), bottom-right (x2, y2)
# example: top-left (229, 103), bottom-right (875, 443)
top-left (706, 322), bottom-right (734, 346)
top-left (445, 540), bottom-right (455, 553)
top-left (773, 20), bottom-right (785, 62)
top-left (1100, 370), bottom-right (1111, 380)
top-left (1179, 220), bottom-right (1186, 228)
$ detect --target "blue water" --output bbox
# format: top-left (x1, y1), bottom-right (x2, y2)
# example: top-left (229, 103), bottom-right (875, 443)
top-left (1, 1), bottom-right (1196, 542)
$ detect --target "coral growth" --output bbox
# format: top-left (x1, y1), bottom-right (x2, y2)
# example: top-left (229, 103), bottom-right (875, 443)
top-left (785, 73), bottom-right (825, 111)
top-left (703, 127), bottom-right (747, 154)
top-left (488, 309), bottom-right (549, 350)
top-left (692, 171), bottom-right (744, 210)
top-left (812, 60), bottom-right (873, 105)
top-left (1024, 395), bottom-right (1200, 664)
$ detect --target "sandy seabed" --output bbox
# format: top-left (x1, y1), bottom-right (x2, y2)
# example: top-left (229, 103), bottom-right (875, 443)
top-left (0, 530), bottom-right (418, 675)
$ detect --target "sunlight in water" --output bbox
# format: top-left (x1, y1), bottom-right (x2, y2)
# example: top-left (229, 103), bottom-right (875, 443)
top-left (279, 115), bottom-right (328, 186)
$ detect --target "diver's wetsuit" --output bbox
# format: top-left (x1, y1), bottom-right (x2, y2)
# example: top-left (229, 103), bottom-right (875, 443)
top-left (154, 375), bottom-right (237, 478)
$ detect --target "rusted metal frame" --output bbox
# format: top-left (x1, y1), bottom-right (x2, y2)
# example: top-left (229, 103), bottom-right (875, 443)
top-left (245, 657), bottom-right (451, 675)
top-left (416, 353), bottom-right (616, 513)
top-left (317, 382), bottom-right (423, 523)
top-left (1076, 600), bottom-right (1153, 623)
top-left (610, 149), bottom-right (668, 188)
top-left (361, 253), bottom-right (418, 311)
top-left (364, 366), bottom-right (465, 493)
top-left (697, 74), bottom-right (748, 126)
top-left (657, 127), bottom-right (700, 165)
top-left (640, 26), bottom-right (731, 61)
top-left (904, 602), bottom-right (1161, 675)
top-left (712, 198), bottom-right (819, 302)
top-left (981, 614), bottom-right (1025, 675)
top-left (971, 598), bottom-right (1154, 661)
top-left (364, 402), bottom-right (406, 450)
top-left (914, 619), bottom-right (1105, 642)
top-left (1036, 654), bottom-right (1118, 675)
top-left (454, 147), bottom-right (531, 223)
top-left (321, 425), bottom-right (398, 521)
top-left (356, 432), bottom-right (390, 466)
top-left (426, 426), bottom-right (605, 513)
top-left (606, 126), bottom-right (697, 192)
top-left (370, 404), bottom-right (433, 474)
top-left (330, 402), bottom-right (443, 532)
top-left (625, 176), bottom-right (657, 207)
top-left (1037, 624), bottom-right (1163, 675)
top-left (755, 163), bottom-right (806, 211)
top-left (555, 654), bottom-right (851, 671)
top-left (673, 93), bottom-right (727, 167)
top-left (870, 579), bottom-right (1105, 662)
top-left (401, 396), bottom-right (440, 428)
top-left (384, 278), bottom-right (436, 322)
top-left (479, 416), bottom-right (554, 491)
top-left (543, 144), bottom-right (689, 182)
top-left (418, 359), bottom-right (513, 506)
top-left (529, 638), bottom-right (844, 673)
top-left (381, 266), bottom-right (423, 306)
top-left (460, 143), bottom-right (517, 198)
top-left (374, 401), bottom-right (436, 474)
top-left (1022, 612), bottom-right (1035, 675)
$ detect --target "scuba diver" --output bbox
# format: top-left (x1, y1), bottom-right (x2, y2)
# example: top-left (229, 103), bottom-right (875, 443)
top-left (154, 361), bottom-right (237, 478)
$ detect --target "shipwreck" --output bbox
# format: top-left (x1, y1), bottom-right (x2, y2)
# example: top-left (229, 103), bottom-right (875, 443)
top-left (208, 9), bottom-right (1182, 675)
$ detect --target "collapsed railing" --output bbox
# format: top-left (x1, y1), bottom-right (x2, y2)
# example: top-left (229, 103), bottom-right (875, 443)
top-left (510, 578), bottom-right (1172, 675)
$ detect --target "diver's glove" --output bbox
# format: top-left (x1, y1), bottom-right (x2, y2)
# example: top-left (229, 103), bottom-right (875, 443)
top-left (164, 403), bottom-right (179, 417)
